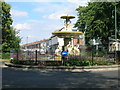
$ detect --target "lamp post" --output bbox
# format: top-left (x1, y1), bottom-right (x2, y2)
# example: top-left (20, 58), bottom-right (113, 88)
top-left (26, 36), bottom-right (29, 59)
top-left (26, 36), bottom-right (28, 51)
top-left (88, 39), bottom-right (94, 65)
top-left (115, 4), bottom-right (117, 61)
top-left (115, 5), bottom-right (117, 44)
top-left (26, 36), bottom-right (28, 45)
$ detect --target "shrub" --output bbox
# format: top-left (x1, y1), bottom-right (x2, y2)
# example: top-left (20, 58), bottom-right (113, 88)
top-left (11, 59), bottom-right (35, 65)
top-left (94, 51), bottom-right (108, 57)
top-left (45, 61), bottom-right (62, 66)
top-left (65, 58), bottom-right (93, 66)
top-left (11, 59), bottom-right (62, 66)
top-left (93, 61), bottom-right (115, 66)
top-left (2, 52), bottom-right (10, 59)
top-left (65, 57), bottom-right (115, 66)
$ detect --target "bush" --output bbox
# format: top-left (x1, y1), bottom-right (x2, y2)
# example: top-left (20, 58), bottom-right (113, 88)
top-left (65, 57), bottom-right (115, 66)
top-left (65, 58), bottom-right (93, 66)
top-left (92, 60), bottom-right (115, 66)
top-left (0, 53), bottom-right (2, 58)
top-left (11, 59), bottom-right (35, 65)
top-left (2, 52), bottom-right (10, 59)
top-left (43, 61), bottom-right (62, 66)
top-left (94, 51), bottom-right (106, 57)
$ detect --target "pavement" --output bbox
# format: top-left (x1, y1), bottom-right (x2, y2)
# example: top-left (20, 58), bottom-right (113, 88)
top-left (4, 62), bottom-right (120, 72)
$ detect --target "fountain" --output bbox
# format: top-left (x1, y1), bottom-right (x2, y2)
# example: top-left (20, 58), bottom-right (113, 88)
top-left (52, 15), bottom-right (83, 57)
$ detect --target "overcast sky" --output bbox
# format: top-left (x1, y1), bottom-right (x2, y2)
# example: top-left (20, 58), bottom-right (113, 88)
top-left (5, 0), bottom-right (90, 44)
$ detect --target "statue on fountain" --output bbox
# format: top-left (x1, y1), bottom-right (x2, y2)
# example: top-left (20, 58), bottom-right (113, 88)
top-left (55, 45), bottom-right (62, 56)
top-left (72, 44), bottom-right (80, 55)
top-left (66, 41), bottom-right (72, 55)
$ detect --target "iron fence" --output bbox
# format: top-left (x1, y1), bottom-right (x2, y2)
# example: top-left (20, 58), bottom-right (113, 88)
top-left (10, 45), bottom-right (119, 65)
top-left (10, 50), bottom-right (55, 61)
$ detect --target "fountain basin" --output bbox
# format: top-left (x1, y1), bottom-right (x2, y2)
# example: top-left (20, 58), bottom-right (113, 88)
top-left (61, 15), bottom-right (75, 19)
top-left (52, 31), bottom-right (83, 38)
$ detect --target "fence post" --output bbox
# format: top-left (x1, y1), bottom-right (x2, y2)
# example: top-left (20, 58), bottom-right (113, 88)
top-left (16, 50), bottom-right (19, 60)
top-left (35, 50), bottom-right (37, 64)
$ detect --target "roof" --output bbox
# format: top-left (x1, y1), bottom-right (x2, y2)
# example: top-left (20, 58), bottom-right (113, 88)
top-left (22, 39), bottom-right (49, 46)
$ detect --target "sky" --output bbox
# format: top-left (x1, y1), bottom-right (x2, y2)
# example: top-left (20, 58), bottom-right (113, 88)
top-left (5, 0), bottom-right (90, 45)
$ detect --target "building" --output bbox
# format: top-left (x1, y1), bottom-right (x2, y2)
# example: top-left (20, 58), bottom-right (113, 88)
top-left (22, 39), bottom-right (49, 54)
top-left (109, 39), bottom-right (120, 52)
top-left (22, 35), bottom-right (84, 55)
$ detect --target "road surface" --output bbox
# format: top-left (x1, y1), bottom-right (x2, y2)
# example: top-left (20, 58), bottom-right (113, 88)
top-left (2, 65), bottom-right (120, 88)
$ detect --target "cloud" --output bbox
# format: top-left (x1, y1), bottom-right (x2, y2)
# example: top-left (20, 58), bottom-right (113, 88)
top-left (35, 0), bottom-right (68, 2)
top-left (33, 1), bottom-right (81, 20)
top-left (10, 9), bottom-right (28, 17)
top-left (26, 19), bottom-right (63, 31)
top-left (33, 7), bottom-right (44, 12)
top-left (44, 12), bottom-right (76, 20)
top-left (67, 0), bottom-right (81, 4)
top-left (5, 0), bottom-right (66, 2)
top-left (27, 19), bottom-right (43, 23)
top-left (44, 11), bottom-right (67, 20)
top-left (5, 0), bottom-right (90, 3)
top-left (14, 23), bottom-right (31, 30)
top-left (43, 6), bottom-right (76, 20)
top-left (67, 0), bottom-right (88, 6)
top-left (27, 35), bottom-right (35, 38)
top-left (42, 0), bottom-right (88, 21)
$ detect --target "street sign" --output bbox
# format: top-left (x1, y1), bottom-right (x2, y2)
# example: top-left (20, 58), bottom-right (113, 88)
top-left (61, 51), bottom-right (68, 57)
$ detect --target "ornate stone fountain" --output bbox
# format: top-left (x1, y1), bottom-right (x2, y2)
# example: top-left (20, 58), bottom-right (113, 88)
top-left (52, 15), bottom-right (83, 56)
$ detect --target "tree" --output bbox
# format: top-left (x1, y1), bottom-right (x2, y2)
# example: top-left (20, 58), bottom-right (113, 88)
top-left (0, 1), bottom-right (21, 51)
top-left (75, 2), bottom-right (120, 51)
top-left (2, 27), bottom-right (21, 51)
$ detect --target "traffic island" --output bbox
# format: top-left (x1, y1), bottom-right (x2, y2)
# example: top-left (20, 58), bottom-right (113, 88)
top-left (4, 62), bottom-right (119, 72)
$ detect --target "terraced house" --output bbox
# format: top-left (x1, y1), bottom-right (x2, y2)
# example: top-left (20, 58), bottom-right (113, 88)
top-left (22, 35), bottom-right (84, 55)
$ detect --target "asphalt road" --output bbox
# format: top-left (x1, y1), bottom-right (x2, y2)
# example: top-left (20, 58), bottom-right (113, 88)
top-left (2, 66), bottom-right (120, 89)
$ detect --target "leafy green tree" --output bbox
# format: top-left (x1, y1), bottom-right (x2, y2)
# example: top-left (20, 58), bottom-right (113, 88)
top-left (2, 27), bottom-right (21, 51)
top-left (0, 1), bottom-right (21, 51)
top-left (75, 2), bottom-right (120, 50)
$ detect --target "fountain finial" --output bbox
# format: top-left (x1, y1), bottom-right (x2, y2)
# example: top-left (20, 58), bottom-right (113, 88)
top-left (60, 15), bottom-right (75, 31)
